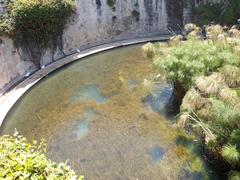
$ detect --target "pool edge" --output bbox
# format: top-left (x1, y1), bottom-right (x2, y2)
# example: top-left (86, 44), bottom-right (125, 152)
top-left (0, 36), bottom-right (170, 127)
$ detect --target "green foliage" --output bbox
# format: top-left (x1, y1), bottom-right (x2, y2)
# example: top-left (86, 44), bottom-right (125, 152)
top-left (210, 98), bottom-right (239, 125)
top-left (0, 133), bottom-right (84, 179)
top-left (220, 65), bottom-right (240, 88)
top-left (146, 25), bottom-right (240, 177)
top-left (228, 171), bottom-right (240, 180)
top-left (131, 10), bottom-right (140, 21)
top-left (0, 0), bottom-right (75, 66)
top-left (222, 144), bottom-right (240, 165)
top-left (107, 0), bottom-right (115, 7)
top-left (147, 25), bottom-right (240, 91)
top-left (208, 98), bottom-right (240, 140)
top-left (187, 157), bottom-right (204, 173)
top-left (193, 0), bottom-right (240, 26)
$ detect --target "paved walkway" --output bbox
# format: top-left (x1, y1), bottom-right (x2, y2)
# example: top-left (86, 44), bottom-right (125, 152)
top-left (0, 36), bottom-right (169, 126)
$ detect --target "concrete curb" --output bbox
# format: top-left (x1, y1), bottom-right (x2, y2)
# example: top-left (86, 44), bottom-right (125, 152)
top-left (0, 36), bottom-right (170, 127)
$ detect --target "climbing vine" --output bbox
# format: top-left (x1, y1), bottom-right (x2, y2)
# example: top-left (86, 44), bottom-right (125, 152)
top-left (0, 0), bottom-right (76, 67)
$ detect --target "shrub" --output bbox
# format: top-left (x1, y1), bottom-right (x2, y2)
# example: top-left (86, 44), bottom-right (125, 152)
top-left (222, 144), bottom-right (240, 165)
top-left (147, 25), bottom-right (240, 94)
top-left (0, 133), bottom-right (84, 179)
top-left (144, 24), bottom-right (240, 177)
top-left (0, 0), bottom-right (75, 67)
top-left (220, 65), bottom-right (240, 88)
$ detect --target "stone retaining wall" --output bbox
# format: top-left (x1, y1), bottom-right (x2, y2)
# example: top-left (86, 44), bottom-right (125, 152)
top-left (0, 0), bottom-right (189, 91)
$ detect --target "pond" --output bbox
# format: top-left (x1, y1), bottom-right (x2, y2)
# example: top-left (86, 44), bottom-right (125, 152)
top-left (0, 45), bottom-right (218, 179)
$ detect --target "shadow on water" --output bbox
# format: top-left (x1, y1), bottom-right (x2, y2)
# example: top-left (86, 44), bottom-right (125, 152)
top-left (143, 83), bottom-right (180, 118)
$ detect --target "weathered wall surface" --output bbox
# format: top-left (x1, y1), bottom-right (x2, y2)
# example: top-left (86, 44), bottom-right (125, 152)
top-left (49, 0), bottom-right (169, 63)
top-left (0, 37), bottom-right (35, 91)
top-left (0, 0), bottom-right (186, 91)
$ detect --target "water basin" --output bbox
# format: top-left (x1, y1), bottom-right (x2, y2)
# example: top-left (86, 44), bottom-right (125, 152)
top-left (0, 44), bottom-right (218, 179)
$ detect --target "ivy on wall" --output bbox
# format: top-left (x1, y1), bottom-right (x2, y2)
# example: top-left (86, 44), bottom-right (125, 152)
top-left (0, 0), bottom-right (76, 67)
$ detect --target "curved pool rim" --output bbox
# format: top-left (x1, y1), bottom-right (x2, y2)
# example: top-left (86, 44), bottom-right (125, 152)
top-left (0, 36), bottom-right (170, 127)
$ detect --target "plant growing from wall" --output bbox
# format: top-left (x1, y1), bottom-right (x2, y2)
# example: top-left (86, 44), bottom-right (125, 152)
top-left (132, 10), bottom-right (140, 21)
top-left (0, 0), bottom-right (76, 67)
top-left (107, 0), bottom-right (115, 7)
top-left (0, 132), bottom-right (84, 179)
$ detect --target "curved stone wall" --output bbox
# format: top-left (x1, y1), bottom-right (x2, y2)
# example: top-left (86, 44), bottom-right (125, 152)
top-left (0, 0), bottom-right (187, 92)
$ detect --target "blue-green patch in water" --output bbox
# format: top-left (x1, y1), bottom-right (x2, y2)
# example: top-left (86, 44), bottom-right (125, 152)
top-left (70, 85), bottom-right (108, 104)
top-left (83, 108), bottom-right (98, 122)
top-left (73, 120), bottom-right (89, 140)
top-left (72, 109), bottom-right (97, 140)
top-left (148, 145), bottom-right (165, 164)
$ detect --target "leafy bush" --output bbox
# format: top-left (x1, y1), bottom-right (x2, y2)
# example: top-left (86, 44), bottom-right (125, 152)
top-left (145, 25), bottom-right (240, 93)
top-left (222, 144), bottom-right (240, 165)
top-left (0, 0), bottom-right (75, 67)
top-left (0, 133), bottom-right (84, 179)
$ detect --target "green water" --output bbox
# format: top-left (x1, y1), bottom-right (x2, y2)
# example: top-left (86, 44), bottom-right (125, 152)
top-left (0, 45), bottom-right (217, 179)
